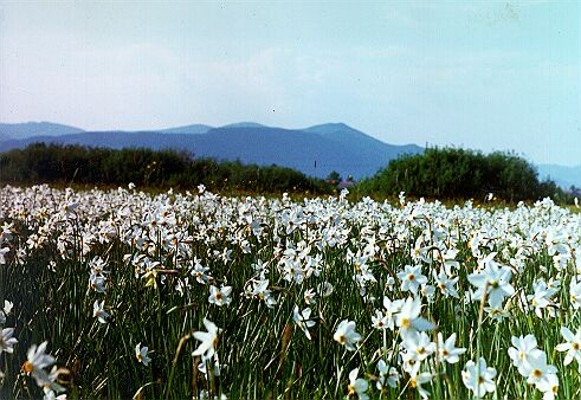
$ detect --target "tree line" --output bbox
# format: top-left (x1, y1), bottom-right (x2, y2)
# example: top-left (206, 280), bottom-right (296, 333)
top-left (357, 147), bottom-right (565, 202)
top-left (0, 144), bottom-right (571, 202)
top-left (0, 143), bottom-right (332, 194)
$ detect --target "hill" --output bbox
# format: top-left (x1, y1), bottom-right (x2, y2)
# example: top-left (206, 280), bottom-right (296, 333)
top-left (537, 164), bottom-right (581, 190)
top-left (0, 123), bottom-right (423, 179)
top-left (0, 121), bottom-right (84, 140)
top-left (159, 124), bottom-right (213, 134)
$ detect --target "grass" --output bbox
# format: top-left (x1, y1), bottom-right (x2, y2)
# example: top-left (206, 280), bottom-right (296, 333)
top-left (0, 184), bottom-right (580, 399)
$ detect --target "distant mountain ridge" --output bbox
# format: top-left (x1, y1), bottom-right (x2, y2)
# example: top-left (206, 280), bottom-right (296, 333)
top-left (0, 121), bottom-right (424, 179)
top-left (159, 124), bottom-right (213, 135)
top-left (537, 164), bottom-right (581, 191)
top-left (0, 122), bottom-right (85, 140)
top-left (0, 121), bottom-right (578, 187)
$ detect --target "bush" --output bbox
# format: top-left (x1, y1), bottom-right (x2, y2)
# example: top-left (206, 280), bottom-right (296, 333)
top-left (357, 147), bottom-right (561, 202)
top-left (0, 144), bottom-right (332, 195)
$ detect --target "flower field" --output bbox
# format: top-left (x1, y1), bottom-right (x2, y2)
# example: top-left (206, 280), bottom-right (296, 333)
top-left (1, 184), bottom-right (580, 399)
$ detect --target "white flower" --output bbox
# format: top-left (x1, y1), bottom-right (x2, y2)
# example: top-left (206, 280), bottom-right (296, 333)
top-left (467, 257), bottom-right (515, 308)
top-left (347, 368), bottom-right (369, 400)
top-left (22, 341), bottom-right (56, 387)
top-left (407, 362), bottom-right (432, 399)
top-left (303, 288), bottom-right (316, 305)
top-left (462, 357), bottom-right (497, 398)
top-left (401, 331), bottom-right (435, 362)
top-left (508, 334), bottom-right (543, 376)
top-left (381, 296), bottom-right (403, 331)
top-left (3, 300), bottom-right (13, 316)
top-left (292, 306), bottom-right (315, 340)
top-left (528, 279), bottom-right (557, 318)
top-left (135, 342), bottom-right (152, 366)
top-left (433, 269), bottom-right (459, 298)
top-left (371, 310), bottom-right (389, 330)
top-left (0, 327), bottom-right (18, 354)
top-left (521, 351), bottom-right (557, 388)
top-left (570, 277), bottom-right (581, 309)
top-left (395, 297), bottom-right (434, 336)
top-left (89, 273), bottom-right (107, 293)
top-left (333, 319), bottom-right (361, 351)
top-left (376, 359), bottom-right (399, 390)
top-left (437, 332), bottom-right (466, 364)
top-left (208, 285), bottom-right (232, 307)
top-left (556, 326), bottom-right (581, 367)
top-left (191, 260), bottom-right (212, 285)
top-left (92, 300), bottom-right (110, 324)
top-left (536, 372), bottom-right (559, 400)
top-left (0, 247), bottom-right (9, 265)
top-left (193, 318), bottom-right (219, 361)
top-left (397, 264), bottom-right (427, 295)
top-left (317, 281), bottom-right (334, 297)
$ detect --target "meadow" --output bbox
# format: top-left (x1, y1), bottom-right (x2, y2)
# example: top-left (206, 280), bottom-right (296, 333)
top-left (0, 184), bottom-right (580, 399)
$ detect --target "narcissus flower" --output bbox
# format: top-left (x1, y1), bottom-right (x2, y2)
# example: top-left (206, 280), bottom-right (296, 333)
top-left (521, 351), bottom-right (557, 388)
top-left (333, 319), bottom-right (361, 351)
top-left (22, 341), bottom-right (56, 387)
top-left (292, 305), bottom-right (315, 340)
top-left (0, 327), bottom-right (18, 354)
top-left (395, 297), bottom-right (434, 336)
top-left (376, 359), bottom-right (400, 390)
top-left (193, 318), bottom-right (220, 361)
top-left (437, 332), bottom-right (466, 364)
top-left (208, 284), bottom-right (232, 307)
top-left (347, 368), bottom-right (369, 400)
top-left (135, 342), bottom-right (152, 366)
top-left (93, 300), bottom-right (110, 324)
top-left (397, 264), bottom-right (427, 295)
top-left (467, 257), bottom-right (515, 308)
top-left (556, 326), bottom-right (581, 367)
top-left (462, 357), bottom-right (496, 398)
top-left (508, 334), bottom-right (543, 376)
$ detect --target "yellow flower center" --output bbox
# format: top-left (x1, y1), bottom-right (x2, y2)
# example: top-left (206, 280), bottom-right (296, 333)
top-left (347, 384), bottom-right (356, 395)
top-left (22, 361), bottom-right (34, 374)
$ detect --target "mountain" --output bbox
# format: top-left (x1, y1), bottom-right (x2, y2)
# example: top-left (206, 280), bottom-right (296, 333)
top-left (221, 122), bottom-right (269, 129)
top-left (2, 121), bottom-right (578, 187)
top-left (159, 124), bottom-right (213, 134)
top-left (537, 164), bottom-right (581, 190)
top-left (0, 122), bottom-right (84, 140)
top-left (2, 121), bottom-right (579, 186)
top-left (303, 123), bottom-right (421, 172)
top-left (0, 122), bottom-right (423, 179)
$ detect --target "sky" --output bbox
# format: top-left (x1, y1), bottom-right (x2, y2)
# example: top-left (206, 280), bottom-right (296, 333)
top-left (0, 0), bottom-right (580, 166)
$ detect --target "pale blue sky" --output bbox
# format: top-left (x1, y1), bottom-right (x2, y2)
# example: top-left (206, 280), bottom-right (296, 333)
top-left (0, 1), bottom-right (579, 166)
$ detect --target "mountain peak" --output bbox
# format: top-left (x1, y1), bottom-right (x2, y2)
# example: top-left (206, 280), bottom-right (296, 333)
top-left (0, 121), bottom-right (84, 140)
top-left (159, 124), bottom-right (213, 135)
top-left (221, 122), bottom-right (269, 129)
top-left (302, 122), bottom-right (362, 135)
top-left (304, 122), bottom-right (351, 131)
